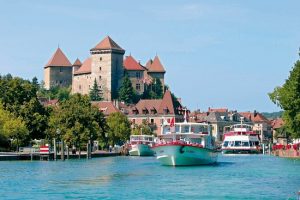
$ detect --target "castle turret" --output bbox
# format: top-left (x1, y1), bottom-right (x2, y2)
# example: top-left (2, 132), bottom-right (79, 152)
top-left (90, 36), bottom-right (125, 101)
top-left (72, 58), bottom-right (82, 74)
top-left (44, 48), bottom-right (72, 89)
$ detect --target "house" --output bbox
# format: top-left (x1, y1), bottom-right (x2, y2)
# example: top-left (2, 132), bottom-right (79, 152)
top-left (239, 111), bottom-right (272, 143)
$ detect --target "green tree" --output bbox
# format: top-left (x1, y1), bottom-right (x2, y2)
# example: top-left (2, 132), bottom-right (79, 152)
top-left (0, 104), bottom-right (28, 151)
top-left (47, 94), bottom-right (106, 153)
top-left (19, 98), bottom-right (49, 140)
top-left (89, 79), bottom-right (102, 101)
top-left (106, 112), bottom-right (131, 146)
top-left (131, 120), bottom-right (153, 136)
top-left (269, 58), bottom-right (300, 138)
top-left (143, 78), bottom-right (163, 99)
top-left (119, 75), bottom-right (135, 104)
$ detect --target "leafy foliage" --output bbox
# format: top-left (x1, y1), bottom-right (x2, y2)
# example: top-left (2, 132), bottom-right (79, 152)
top-left (106, 112), bottom-right (131, 145)
top-left (143, 78), bottom-right (163, 99)
top-left (38, 85), bottom-right (71, 101)
top-left (269, 59), bottom-right (300, 138)
top-left (0, 104), bottom-right (28, 150)
top-left (131, 120), bottom-right (153, 136)
top-left (47, 94), bottom-right (107, 150)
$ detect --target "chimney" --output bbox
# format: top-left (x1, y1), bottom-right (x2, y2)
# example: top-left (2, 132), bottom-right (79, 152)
top-left (254, 110), bottom-right (257, 117)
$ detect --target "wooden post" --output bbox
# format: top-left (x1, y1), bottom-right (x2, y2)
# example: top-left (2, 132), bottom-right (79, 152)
top-left (86, 142), bottom-right (89, 159)
top-left (66, 145), bottom-right (69, 160)
top-left (53, 138), bottom-right (57, 161)
top-left (61, 140), bottom-right (65, 161)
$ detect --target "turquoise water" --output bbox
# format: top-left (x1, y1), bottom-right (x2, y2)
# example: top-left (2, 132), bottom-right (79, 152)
top-left (0, 155), bottom-right (299, 200)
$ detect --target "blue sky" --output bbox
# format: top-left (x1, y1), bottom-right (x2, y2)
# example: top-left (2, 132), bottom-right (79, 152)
top-left (0, 1), bottom-right (299, 112)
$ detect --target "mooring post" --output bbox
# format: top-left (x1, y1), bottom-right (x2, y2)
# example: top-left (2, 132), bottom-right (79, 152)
top-left (61, 140), bottom-right (65, 161)
top-left (66, 145), bottom-right (69, 160)
top-left (53, 138), bottom-right (57, 161)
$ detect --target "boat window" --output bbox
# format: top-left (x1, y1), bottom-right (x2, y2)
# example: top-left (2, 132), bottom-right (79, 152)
top-left (223, 141), bottom-right (229, 147)
top-left (181, 125), bottom-right (189, 133)
top-left (241, 141), bottom-right (249, 146)
top-left (254, 141), bottom-right (259, 146)
top-left (234, 141), bottom-right (241, 146)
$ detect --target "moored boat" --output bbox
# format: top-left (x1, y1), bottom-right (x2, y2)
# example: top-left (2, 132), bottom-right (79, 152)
top-left (129, 135), bottom-right (155, 156)
top-left (152, 118), bottom-right (217, 166)
top-left (221, 118), bottom-right (261, 154)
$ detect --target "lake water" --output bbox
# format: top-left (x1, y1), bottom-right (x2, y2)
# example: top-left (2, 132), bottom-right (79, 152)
top-left (0, 154), bottom-right (299, 200)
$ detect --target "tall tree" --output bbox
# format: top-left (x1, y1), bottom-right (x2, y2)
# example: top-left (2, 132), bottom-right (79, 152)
top-left (269, 58), bottom-right (300, 138)
top-left (89, 79), bottom-right (102, 101)
top-left (47, 94), bottom-right (106, 153)
top-left (143, 78), bottom-right (163, 99)
top-left (106, 112), bottom-right (131, 146)
top-left (0, 104), bottom-right (28, 151)
top-left (119, 75), bottom-right (134, 104)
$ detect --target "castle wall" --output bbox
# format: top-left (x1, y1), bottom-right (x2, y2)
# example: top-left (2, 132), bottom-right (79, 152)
top-left (72, 73), bottom-right (92, 95)
top-left (45, 66), bottom-right (72, 89)
top-left (127, 70), bottom-right (145, 94)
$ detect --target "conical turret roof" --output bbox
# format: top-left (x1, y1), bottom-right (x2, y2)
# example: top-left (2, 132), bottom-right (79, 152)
top-left (91, 36), bottom-right (124, 52)
top-left (73, 58), bottom-right (82, 66)
top-left (45, 48), bottom-right (72, 68)
top-left (147, 56), bottom-right (165, 73)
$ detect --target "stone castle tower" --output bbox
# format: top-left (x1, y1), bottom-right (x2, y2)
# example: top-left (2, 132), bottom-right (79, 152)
top-left (44, 35), bottom-right (166, 101)
top-left (90, 36), bottom-right (125, 100)
top-left (44, 48), bottom-right (73, 89)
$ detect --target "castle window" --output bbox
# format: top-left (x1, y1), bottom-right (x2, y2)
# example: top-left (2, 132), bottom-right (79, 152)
top-left (99, 67), bottom-right (102, 71)
top-left (79, 85), bottom-right (81, 90)
top-left (100, 57), bottom-right (102, 61)
top-left (89, 85), bottom-right (90, 88)
top-left (99, 76), bottom-right (102, 80)
top-left (150, 118), bottom-right (154, 124)
top-left (136, 83), bottom-right (141, 91)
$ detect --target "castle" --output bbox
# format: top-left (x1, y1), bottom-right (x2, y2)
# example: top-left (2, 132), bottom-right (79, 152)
top-left (44, 36), bottom-right (166, 100)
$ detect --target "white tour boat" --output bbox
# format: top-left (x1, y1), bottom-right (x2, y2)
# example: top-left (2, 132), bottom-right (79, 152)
top-left (151, 118), bottom-right (217, 166)
top-left (129, 135), bottom-right (155, 156)
top-left (221, 118), bottom-right (261, 154)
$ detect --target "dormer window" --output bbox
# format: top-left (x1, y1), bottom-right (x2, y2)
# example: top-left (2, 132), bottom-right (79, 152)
top-left (163, 107), bottom-right (169, 114)
top-left (150, 107), bottom-right (157, 114)
top-left (132, 107), bottom-right (139, 115)
top-left (142, 107), bottom-right (148, 114)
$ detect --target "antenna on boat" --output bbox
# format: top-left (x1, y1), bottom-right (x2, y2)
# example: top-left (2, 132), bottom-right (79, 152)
top-left (184, 108), bottom-right (188, 123)
top-left (240, 117), bottom-right (244, 126)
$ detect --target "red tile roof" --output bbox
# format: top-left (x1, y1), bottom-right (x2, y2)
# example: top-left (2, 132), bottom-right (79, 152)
top-left (91, 36), bottom-right (124, 51)
top-left (145, 59), bottom-right (153, 69)
top-left (147, 56), bottom-right (166, 73)
top-left (73, 58), bottom-right (82, 66)
top-left (208, 108), bottom-right (228, 112)
top-left (272, 118), bottom-right (284, 129)
top-left (132, 90), bottom-right (176, 115)
top-left (74, 57), bottom-right (92, 75)
top-left (92, 101), bottom-right (120, 116)
top-left (123, 55), bottom-right (145, 71)
top-left (45, 48), bottom-right (72, 68)
top-left (239, 112), bottom-right (270, 123)
top-left (158, 90), bottom-right (175, 114)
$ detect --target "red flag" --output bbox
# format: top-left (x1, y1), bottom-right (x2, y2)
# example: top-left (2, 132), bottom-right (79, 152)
top-left (170, 117), bottom-right (175, 133)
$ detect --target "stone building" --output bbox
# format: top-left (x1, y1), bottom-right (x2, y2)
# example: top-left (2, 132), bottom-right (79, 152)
top-left (44, 35), bottom-right (166, 100)
top-left (44, 48), bottom-right (73, 89)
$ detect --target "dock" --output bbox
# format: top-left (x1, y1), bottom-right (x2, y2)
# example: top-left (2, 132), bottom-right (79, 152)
top-left (0, 151), bottom-right (120, 161)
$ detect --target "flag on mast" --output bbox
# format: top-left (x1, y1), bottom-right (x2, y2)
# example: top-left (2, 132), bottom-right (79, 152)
top-left (170, 117), bottom-right (175, 133)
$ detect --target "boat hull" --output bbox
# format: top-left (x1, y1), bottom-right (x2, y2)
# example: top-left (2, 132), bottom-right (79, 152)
top-left (129, 144), bottom-right (154, 156)
top-left (222, 148), bottom-right (260, 154)
top-left (152, 144), bottom-right (217, 166)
